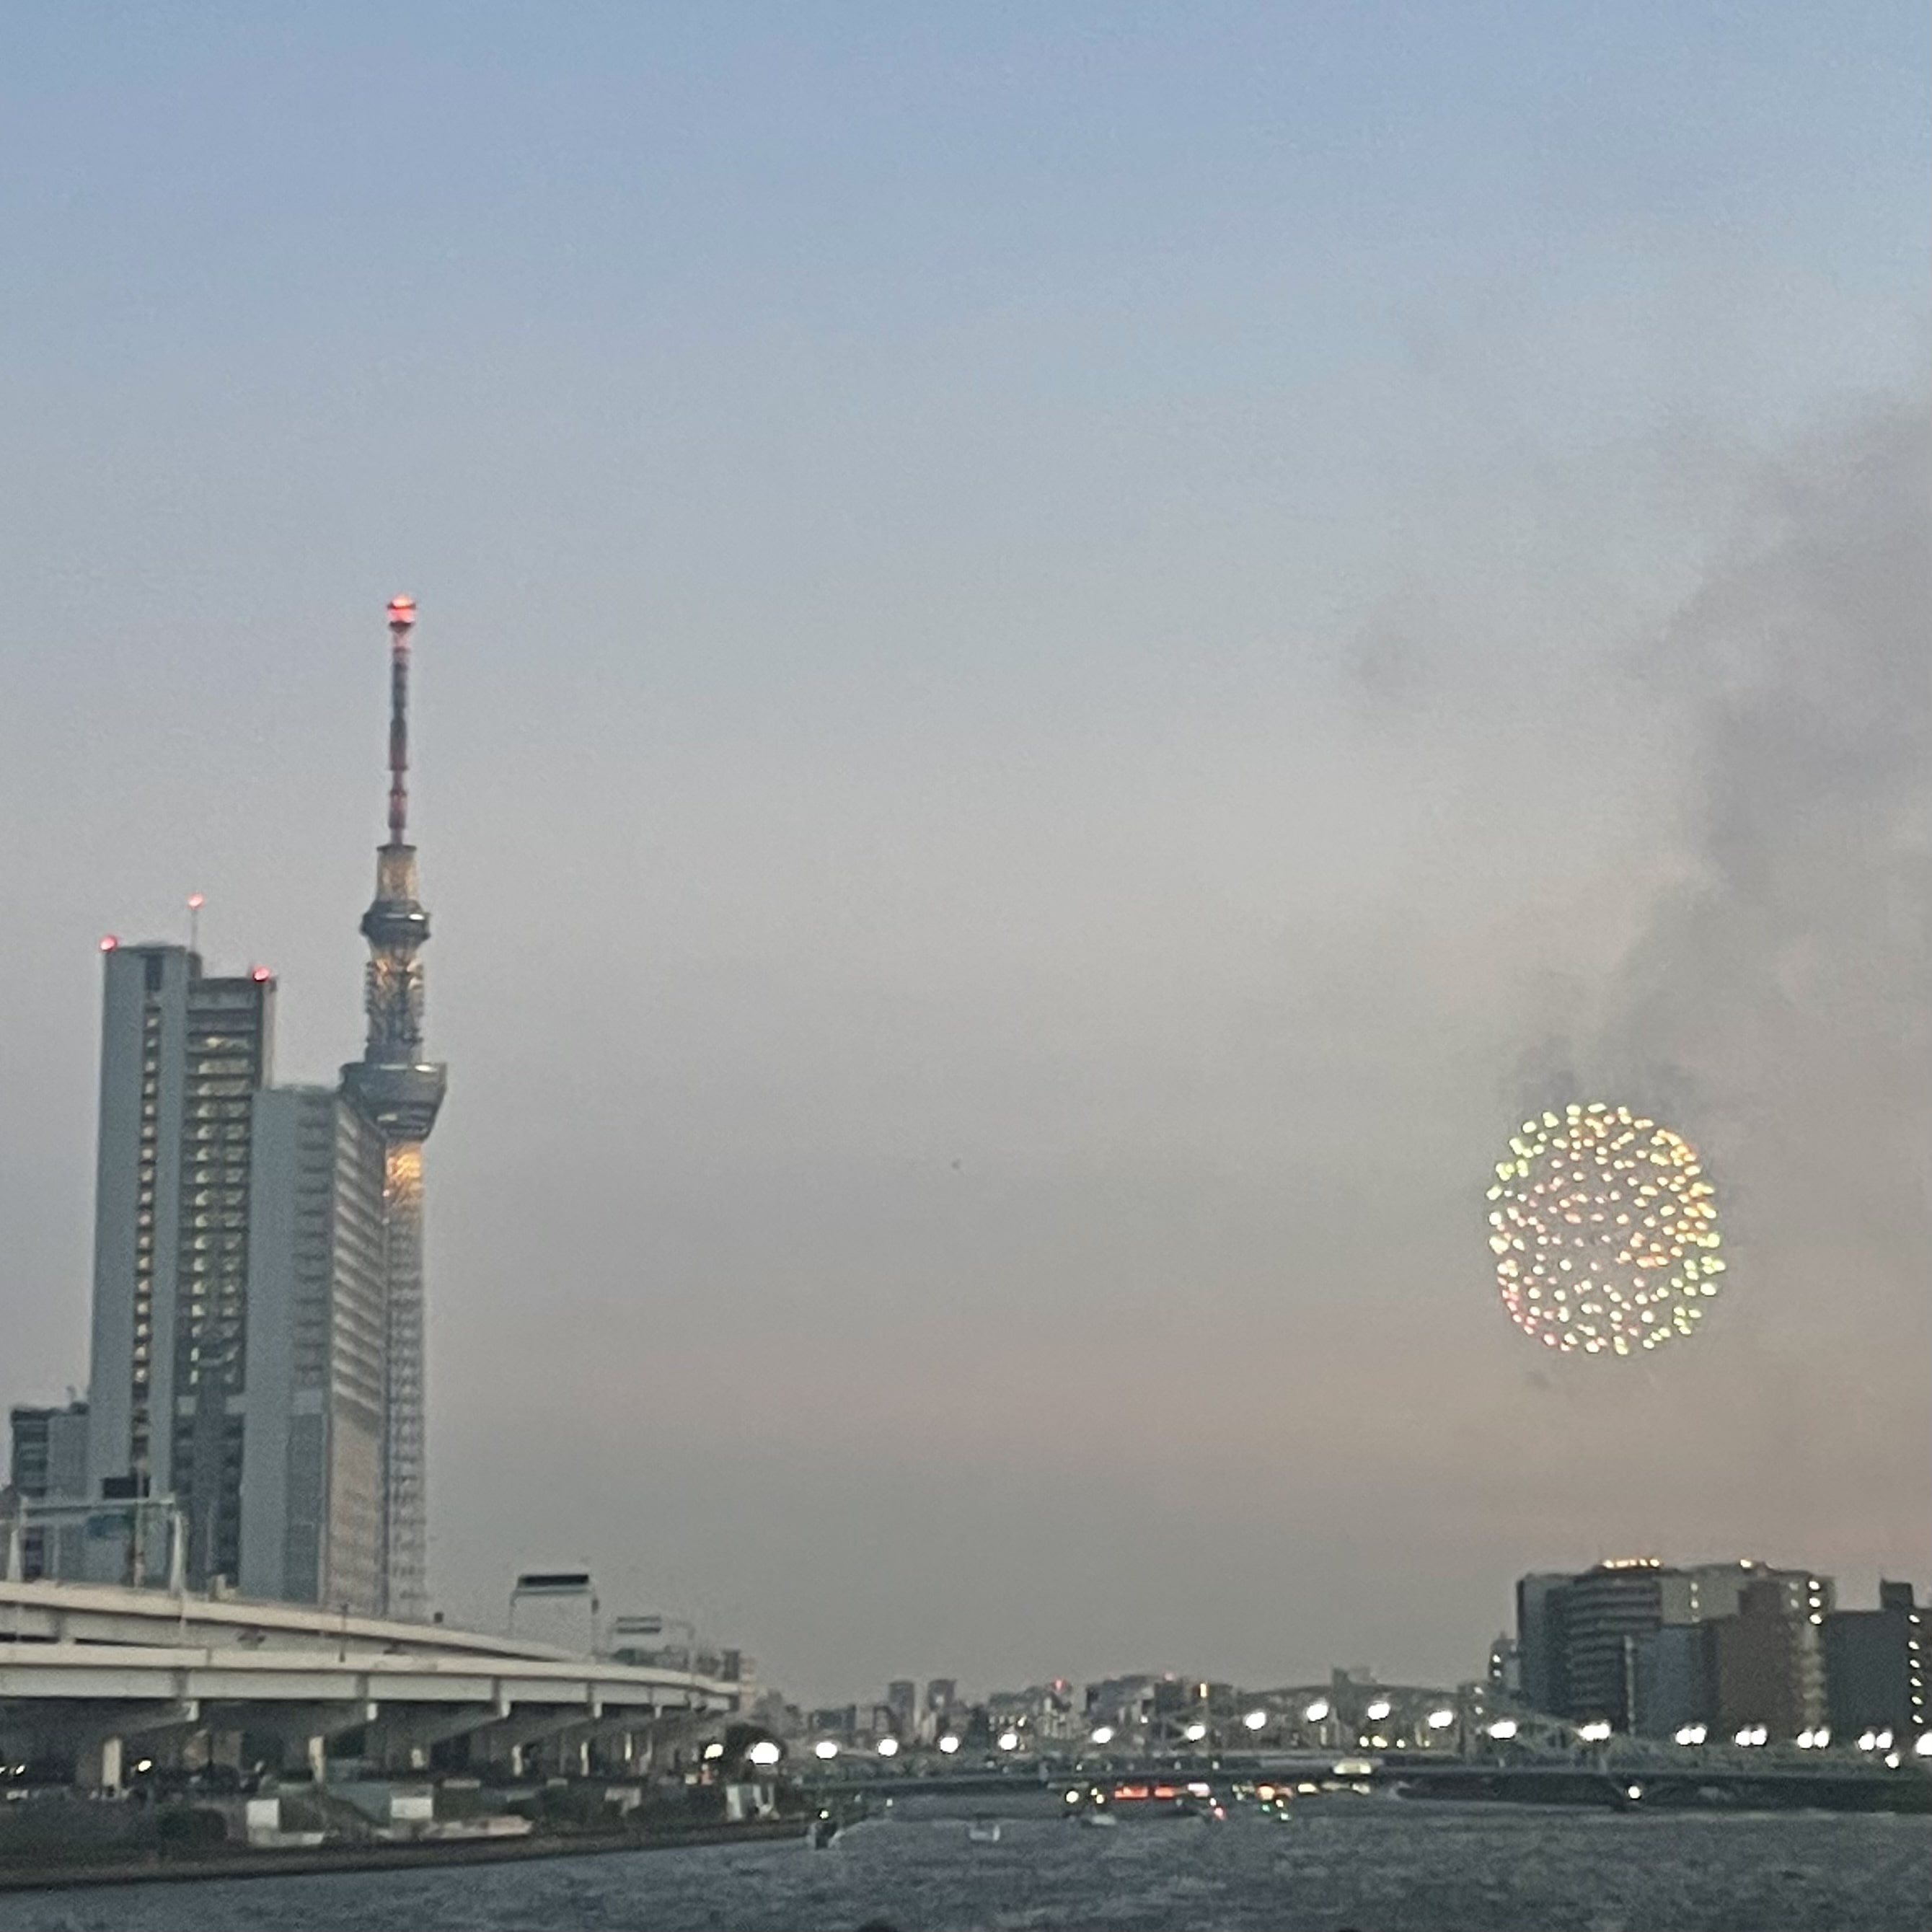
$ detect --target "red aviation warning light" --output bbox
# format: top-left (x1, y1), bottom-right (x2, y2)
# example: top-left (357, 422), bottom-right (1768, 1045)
top-left (250, 966), bottom-right (273, 983)
top-left (99, 935), bottom-right (118, 952)
top-left (387, 595), bottom-right (417, 632)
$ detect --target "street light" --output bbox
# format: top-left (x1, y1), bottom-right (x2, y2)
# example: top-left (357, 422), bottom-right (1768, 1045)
top-left (1089, 1725), bottom-right (1115, 1746)
top-left (1365, 1699), bottom-right (1392, 1722)
top-left (1303, 1700), bottom-right (1331, 1723)
top-left (747, 1740), bottom-right (782, 1767)
top-left (1182, 1721), bottom-right (1208, 1743)
top-left (1426, 1709), bottom-right (1455, 1732)
top-left (875, 1737), bottom-right (900, 1758)
top-left (938, 1734), bottom-right (961, 1755)
top-left (1243, 1710), bottom-right (1268, 1732)
top-left (1576, 1721), bottom-right (1613, 1743)
top-left (1486, 1719), bottom-right (1519, 1741)
top-left (1915, 1734), bottom-right (1932, 1758)
top-left (1674, 1724), bottom-right (1707, 1746)
top-left (997, 1730), bottom-right (1020, 1752)
top-left (813, 1740), bottom-right (839, 1760)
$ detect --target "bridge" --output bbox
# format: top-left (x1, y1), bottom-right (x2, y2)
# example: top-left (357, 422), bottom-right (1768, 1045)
top-left (1, 1578), bottom-right (744, 1793)
top-left (799, 1740), bottom-right (1932, 1817)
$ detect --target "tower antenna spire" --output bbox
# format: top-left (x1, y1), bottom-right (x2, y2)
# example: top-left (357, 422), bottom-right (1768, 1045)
top-left (385, 595), bottom-right (416, 845)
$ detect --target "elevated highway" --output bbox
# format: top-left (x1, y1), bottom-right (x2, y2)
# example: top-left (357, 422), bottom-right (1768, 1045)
top-left (1, 1579), bottom-right (744, 1791)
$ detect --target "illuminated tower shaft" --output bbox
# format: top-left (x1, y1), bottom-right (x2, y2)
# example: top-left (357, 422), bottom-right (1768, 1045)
top-left (341, 597), bottom-right (446, 1621)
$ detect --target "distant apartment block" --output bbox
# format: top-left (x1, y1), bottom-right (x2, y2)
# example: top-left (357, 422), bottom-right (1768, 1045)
top-left (238, 1088), bottom-right (391, 1615)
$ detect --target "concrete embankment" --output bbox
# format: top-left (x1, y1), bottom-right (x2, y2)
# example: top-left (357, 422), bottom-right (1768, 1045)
top-left (0, 1814), bottom-right (804, 1893)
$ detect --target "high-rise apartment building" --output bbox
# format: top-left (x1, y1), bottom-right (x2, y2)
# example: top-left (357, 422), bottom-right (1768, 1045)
top-left (238, 1088), bottom-right (390, 1613)
top-left (340, 596), bottom-right (447, 1623)
top-left (84, 943), bottom-right (275, 1586)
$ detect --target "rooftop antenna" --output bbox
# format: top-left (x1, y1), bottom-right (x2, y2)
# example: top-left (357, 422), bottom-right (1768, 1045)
top-left (186, 892), bottom-right (205, 956)
top-left (386, 594), bottom-right (417, 845)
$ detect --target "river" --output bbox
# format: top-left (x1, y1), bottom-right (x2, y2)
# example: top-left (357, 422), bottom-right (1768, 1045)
top-left (0, 1803), bottom-right (1926, 1931)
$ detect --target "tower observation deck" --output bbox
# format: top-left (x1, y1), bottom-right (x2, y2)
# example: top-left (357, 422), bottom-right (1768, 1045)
top-left (341, 596), bottom-right (447, 1621)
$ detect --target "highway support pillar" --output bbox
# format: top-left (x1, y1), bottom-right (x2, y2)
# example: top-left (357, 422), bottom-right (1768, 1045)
top-left (69, 1699), bottom-right (203, 1795)
top-left (76, 1733), bottom-right (123, 1795)
top-left (475, 1699), bottom-right (602, 1779)
top-left (363, 1700), bottom-right (510, 1774)
top-left (222, 1701), bottom-right (379, 1784)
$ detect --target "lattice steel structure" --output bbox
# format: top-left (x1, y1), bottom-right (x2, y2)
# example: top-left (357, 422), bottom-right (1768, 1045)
top-left (341, 597), bottom-right (446, 1620)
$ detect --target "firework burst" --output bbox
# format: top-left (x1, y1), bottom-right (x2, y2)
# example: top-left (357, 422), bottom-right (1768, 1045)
top-left (1488, 1103), bottom-right (1724, 1356)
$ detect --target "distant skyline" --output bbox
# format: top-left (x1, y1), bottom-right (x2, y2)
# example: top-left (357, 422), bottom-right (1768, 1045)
top-left (1, 4), bottom-right (1926, 1701)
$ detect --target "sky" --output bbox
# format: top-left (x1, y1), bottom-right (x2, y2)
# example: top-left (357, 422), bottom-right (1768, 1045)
top-left (1, 4), bottom-right (1926, 1703)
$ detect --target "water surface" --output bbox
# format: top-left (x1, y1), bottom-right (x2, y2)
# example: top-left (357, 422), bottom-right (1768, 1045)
top-left (1, 1804), bottom-right (1926, 1932)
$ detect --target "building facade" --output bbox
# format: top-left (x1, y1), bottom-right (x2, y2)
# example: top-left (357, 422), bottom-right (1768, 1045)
top-left (238, 1088), bottom-right (390, 1614)
top-left (1517, 1559), bottom-right (1841, 1737)
top-left (5, 1400), bottom-right (89, 1579)
top-left (1552, 1562), bottom-right (1694, 1727)
top-left (1513, 1572), bottom-right (1572, 1715)
top-left (83, 943), bottom-right (275, 1587)
top-left (1710, 1577), bottom-right (1828, 1737)
top-left (1825, 1582), bottom-right (1926, 1739)
top-left (1629, 1622), bottom-right (1714, 1737)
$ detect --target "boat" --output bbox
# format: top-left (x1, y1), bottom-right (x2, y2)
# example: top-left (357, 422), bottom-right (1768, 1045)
top-left (965, 1819), bottom-right (1003, 1843)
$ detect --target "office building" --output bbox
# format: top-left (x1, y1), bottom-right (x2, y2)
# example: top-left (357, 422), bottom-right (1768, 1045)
top-left (6, 1400), bottom-right (89, 1579)
top-left (1514, 1572), bottom-right (1572, 1715)
top-left (238, 1088), bottom-right (390, 1614)
top-left (340, 597), bottom-right (447, 1622)
top-left (1682, 1561), bottom-right (1833, 1626)
top-left (884, 1680), bottom-right (918, 1739)
top-left (1514, 1559), bottom-right (1838, 1732)
top-left (83, 943), bottom-right (275, 1587)
top-left (1825, 1582), bottom-right (1926, 1739)
top-left (1629, 1623), bottom-right (1714, 1738)
top-left (1553, 1561), bottom-right (1693, 1727)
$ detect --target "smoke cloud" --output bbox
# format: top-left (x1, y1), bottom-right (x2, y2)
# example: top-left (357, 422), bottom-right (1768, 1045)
top-left (1578, 402), bottom-right (1929, 1334)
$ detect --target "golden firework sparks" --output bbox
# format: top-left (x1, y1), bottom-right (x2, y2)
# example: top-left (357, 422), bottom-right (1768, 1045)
top-left (1486, 1103), bottom-right (1723, 1357)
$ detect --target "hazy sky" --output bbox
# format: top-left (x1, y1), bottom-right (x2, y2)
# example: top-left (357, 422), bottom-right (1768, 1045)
top-left (2, 5), bottom-right (1926, 1701)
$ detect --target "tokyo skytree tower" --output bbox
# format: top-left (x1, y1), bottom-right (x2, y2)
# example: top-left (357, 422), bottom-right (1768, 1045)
top-left (341, 596), bottom-right (448, 1620)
